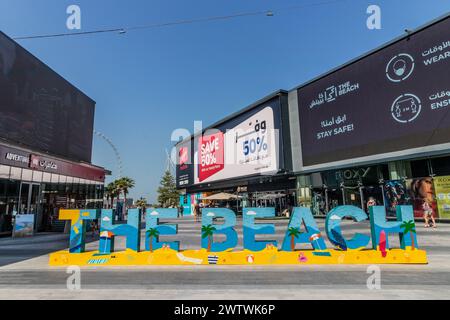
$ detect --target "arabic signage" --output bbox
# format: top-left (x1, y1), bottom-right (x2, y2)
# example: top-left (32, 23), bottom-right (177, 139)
top-left (297, 16), bottom-right (450, 168)
top-left (30, 154), bottom-right (58, 171)
top-left (49, 205), bottom-right (427, 266)
top-left (176, 96), bottom-right (283, 187)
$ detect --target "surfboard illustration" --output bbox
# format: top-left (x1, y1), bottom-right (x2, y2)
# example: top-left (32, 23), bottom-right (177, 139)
top-left (331, 229), bottom-right (347, 251)
top-left (379, 230), bottom-right (387, 258)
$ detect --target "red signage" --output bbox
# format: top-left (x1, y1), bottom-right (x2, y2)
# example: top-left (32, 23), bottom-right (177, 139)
top-left (179, 146), bottom-right (189, 170)
top-left (198, 132), bottom-right (224, 182)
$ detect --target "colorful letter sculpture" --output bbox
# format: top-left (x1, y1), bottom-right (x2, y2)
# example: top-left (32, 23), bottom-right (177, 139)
top-left (325, 206), bottom-right (371, 251)
top-left (370, 205), bottom-right (418, 251)
top-left (281, 207), bottom-right (327, 251)
top-left (59, 209), bottom-right (100, 253)
top-left (145, 208), bottom-right (180, 252)
top-left (98, 209), bottom-right (141, 254)
top-left (49, 205), bottom-right (427, 266)
top-left (201, 208), bottom-right (237, 252)
top-left (243, 208), bottom-right (277, 251)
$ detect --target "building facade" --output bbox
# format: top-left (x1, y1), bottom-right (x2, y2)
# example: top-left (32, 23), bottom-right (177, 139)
top-left (176, 13), bottom-right (450, 220)
top-left (0, 31), bottom-right (107, 236)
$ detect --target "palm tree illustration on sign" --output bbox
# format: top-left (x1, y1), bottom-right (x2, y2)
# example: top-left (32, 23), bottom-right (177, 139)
top-left (400, 220), bottom-right (416, 250)
top-left (287, 227), bottom-right (302, 251)
top-left (146, 228), bottom-right (160, 252)
top-left (202, 225), bottom-right (217, 252)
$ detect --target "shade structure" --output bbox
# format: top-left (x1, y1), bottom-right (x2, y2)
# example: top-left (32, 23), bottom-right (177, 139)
top-left (202, 192), bottom-right (241, 200)
top-left (258, 193), bottom-right (287, 200)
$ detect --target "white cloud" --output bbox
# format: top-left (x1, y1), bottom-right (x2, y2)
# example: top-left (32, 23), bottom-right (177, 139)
top-left (246, 211), bottom-right (257, 216)
top-left (207, 212), bottom-right (215, 217)
top-left (150, 211), bottom-right (159, 216)
top-left (102, 216), bottom-right (111, 222)
top-left (330, 215), bottom-right (341, 220)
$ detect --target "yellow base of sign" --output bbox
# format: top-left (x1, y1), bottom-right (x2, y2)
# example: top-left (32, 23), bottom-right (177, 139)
top-left (49, 247), bottom-right (428, 266)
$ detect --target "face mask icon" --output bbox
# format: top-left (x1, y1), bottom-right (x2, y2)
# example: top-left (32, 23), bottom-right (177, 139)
top-left (387, 54), bottom-right (414, 83)
top-left (393, 59), bottom-right (407, 76)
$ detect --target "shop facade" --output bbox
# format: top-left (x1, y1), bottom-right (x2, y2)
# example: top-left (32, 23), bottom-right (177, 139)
top-left (0, 143), bottom-right (105, 236)
top-left (176, 14), bottom-right (450, 221)
top-left (296, 156), bottom-right (450, 220)
top-left (290, 14), bottom-right (450, 220)
top-left (0, 29), bottom-right (108, 236)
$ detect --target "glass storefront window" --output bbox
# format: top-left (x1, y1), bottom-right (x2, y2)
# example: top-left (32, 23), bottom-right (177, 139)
top-left (411, 159), bottom-right (431, 178)
top-left (0, 165), bottom-right (10, 179)
top-left (430, 156), bottom-right (450, 176)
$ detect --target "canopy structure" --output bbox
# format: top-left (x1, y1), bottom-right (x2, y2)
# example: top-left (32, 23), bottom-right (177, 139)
top-left (202, 192), bottom-right (241, 200)
top-left (257, 193), bottom-right (287, 200)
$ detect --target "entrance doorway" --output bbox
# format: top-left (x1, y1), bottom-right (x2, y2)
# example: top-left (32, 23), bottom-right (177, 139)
top-left (18, 183), bottom-right (41, 232)
top-left (362, 185), bottom-right (384, 213)
top-left (343, 186), bottom-right (362, 208)
top-left (18, 183), bottom-right (40, 215)
top-left (325, 188), bottom-right (343, 211)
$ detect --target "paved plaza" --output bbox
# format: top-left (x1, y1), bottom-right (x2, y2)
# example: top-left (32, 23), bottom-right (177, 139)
top-left (0, 216), bottom-right (449, 300)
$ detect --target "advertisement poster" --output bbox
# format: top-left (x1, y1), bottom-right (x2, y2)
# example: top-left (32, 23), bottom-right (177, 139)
top-left (176, 139), bottom-right (193, 188)
top-left (13, 214), bottom-right (35, 238)
top-left (198, 132), bottom-right (225, 182)
top-left (434, 176), bottom-right (450, 219)
top-left (407, 177), bottom-right (438, 218)
top-left (193, 106), bottom-right (278, 184)
top-left (383, 180), bottom-right (410, 216)
top-left (176, 96), bottom-right (283, 187)
top-left (297, 16), bottom-right (450, 168)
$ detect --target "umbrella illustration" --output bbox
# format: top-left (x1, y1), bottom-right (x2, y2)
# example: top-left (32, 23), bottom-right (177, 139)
top-left (309, 233), bottom-right (325, 250)
top-left (100, 231), bottom-right (114, 253)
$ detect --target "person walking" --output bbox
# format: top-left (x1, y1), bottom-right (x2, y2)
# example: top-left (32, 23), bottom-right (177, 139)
top-left (423, 201), bottom-right (437, 228)
top-left (179, 205), bottom-right (184, 218)
top-left (193, 202), bottom-right (200, 223)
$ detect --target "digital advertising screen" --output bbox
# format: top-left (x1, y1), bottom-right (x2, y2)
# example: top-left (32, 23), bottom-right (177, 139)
top-left (297, 16), bottom-right (450, 169)
top-left (176, 97), bottom-right (283, 187)
top-left (176, 138), bottom-right (194, 188)
top-left (0, 32), bottom-right (95, 163)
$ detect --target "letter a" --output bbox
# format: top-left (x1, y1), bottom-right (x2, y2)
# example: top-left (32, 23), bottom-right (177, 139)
top-left (366, 5), bottom-right (381, 30)
top-left (66, 5), bottom-right (81, 30)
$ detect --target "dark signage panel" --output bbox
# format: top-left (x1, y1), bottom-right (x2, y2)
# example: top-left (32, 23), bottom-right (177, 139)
top-left (0, 32), bottom-right (95, 163)
top-left (298, 16), bottom-right (450, 167)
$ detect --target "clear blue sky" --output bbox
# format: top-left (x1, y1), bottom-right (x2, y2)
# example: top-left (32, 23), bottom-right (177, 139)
top-left (0, 0), bottom-right (449, 202)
